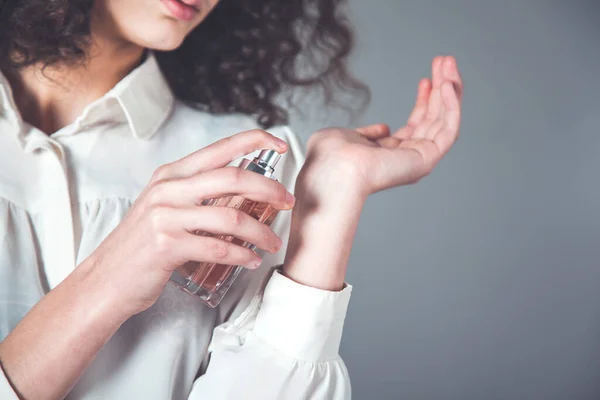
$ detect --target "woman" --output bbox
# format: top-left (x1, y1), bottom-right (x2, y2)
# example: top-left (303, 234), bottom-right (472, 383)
top-left (0, 0), bottom-right (463, 399)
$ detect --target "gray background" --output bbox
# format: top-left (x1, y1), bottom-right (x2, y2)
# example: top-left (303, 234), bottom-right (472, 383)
top-left (290, 1), bottom-right (600, 399)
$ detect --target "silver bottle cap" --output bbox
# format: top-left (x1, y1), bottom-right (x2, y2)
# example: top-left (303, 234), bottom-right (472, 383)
top-left (242, 149), bottom-right (281, 179)
top-left (256, 149), bottom-right (281, 171)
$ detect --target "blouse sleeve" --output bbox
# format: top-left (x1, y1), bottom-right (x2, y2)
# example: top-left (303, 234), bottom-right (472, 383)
top-left (187, 126), bottom-right (353, 400)
top-left (188, 271), bottom-right (352, 400)
top-left (0, 363), bottom-right (18, 399)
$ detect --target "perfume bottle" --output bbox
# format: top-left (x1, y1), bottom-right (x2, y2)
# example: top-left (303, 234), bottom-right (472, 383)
top-left (169, 149), bottom-right (282, 307)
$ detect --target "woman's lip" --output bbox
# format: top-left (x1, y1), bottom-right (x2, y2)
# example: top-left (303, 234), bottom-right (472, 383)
top-left (161, 0), bottom-right (199, 21)
top-left (179, 0), bottom-right (202, 9)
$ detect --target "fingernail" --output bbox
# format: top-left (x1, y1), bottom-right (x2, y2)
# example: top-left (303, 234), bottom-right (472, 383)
top-left (276, 140), bottom-right (287, 150)
top-left (273, 237), bottom-right (283, 252)
top-left (285, 191), bottom-right (296, 207)
top-left (245, 257), bottom-right (262, 269)
top-left (252, 258), bottom-right (262, 269)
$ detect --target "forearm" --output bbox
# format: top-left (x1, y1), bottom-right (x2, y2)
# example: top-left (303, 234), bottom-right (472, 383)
top-left (0, 261), bottom-right (128, 400)
top-left (283, 169), bottom-right (366, 291)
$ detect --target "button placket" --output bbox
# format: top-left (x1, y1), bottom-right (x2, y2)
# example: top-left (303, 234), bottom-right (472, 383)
top-left (39, 139), bottom-right (77, 289)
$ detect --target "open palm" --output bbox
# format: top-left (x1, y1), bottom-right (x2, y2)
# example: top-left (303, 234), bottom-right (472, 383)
top-left (305, 56), bottom-right (463, 195)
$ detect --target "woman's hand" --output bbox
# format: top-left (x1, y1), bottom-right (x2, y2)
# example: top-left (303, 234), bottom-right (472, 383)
top-left (0, 130), bottom-right (294, 400)
top-left (301, 56), bottom-right (463, 200)
top-left (283, 56), bottom-right (463, 291)
top-left (82, 130), bottom-right (295, 316)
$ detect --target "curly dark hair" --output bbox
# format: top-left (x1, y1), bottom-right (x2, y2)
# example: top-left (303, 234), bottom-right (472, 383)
top-left (0, 0), bottom-right (368, 128)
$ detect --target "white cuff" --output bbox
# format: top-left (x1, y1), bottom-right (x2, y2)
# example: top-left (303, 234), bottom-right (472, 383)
top-left (252, 270), bottom-right (352, 363)
top-left (0, 362), bottom-right (18, 399)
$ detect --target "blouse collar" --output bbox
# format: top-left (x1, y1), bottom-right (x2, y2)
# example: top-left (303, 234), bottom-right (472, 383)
top-left (0, 52), bottom-right (175, 141)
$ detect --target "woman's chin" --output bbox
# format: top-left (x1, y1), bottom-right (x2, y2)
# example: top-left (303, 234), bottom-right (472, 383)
top-left (147, 39), bottom-right (186, 52)
top-left (132, 30), bottom-right (188, 52)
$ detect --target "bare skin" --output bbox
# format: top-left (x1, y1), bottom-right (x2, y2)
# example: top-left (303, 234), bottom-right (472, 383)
top-left (0, 1), bottom-right (463, 398)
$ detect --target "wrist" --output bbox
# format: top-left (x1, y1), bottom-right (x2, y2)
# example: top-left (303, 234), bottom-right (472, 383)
top-left (295, 159), bottom-right (368, 209)
top-left (283, 172), bottom-right (365, 291)
top-left (74, 257), bottom-right (135, 325)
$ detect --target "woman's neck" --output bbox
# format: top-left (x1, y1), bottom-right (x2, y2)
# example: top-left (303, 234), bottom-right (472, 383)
top-left (8, 31), bottom-right (145, 135)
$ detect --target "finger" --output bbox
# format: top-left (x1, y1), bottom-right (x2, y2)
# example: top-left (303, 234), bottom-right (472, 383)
top-left (152, 129), bottom-right (288, 181)
top-left (149, 167), bottom-right (295, 210)
top-left (433, 81), bottom-right (461, 154)
top-left (392, 126), bottom-right (414, 140)
top-left (397, 139), bottom-right (441, 171)
top-left (376, 136), bottom-right (402, 148)
top-left (394, 78), bottom-right (431, 141)
top-left (424, 56), bottom-right (445, 122)
top-left (167, 206), bottom-right (282, 254)
top-left (425, 79), bottom-right (461, 141)
top-left (405, 78), bottom-right (431, 130)
top-left (179, 234), bottom-right (263, 269)
top-left (431, 56), bottom-right (445, 89)
top-left (442, 56), bottom-right (463, 101)
top-left (424, 119), bottom-right (446, 141)
top-left (356, 124), bottom-right (391, 140)
top-left (411, 116), bottom-right (438, 141)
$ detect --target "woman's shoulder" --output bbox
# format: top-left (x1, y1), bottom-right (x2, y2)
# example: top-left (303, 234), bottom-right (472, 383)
top-left (153, 101), bottom-right (306, 182)
top-left (164, 100), bottom-right (302, 145)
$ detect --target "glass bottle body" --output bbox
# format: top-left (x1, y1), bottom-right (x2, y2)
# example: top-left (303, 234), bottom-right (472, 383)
top-left (169, 194), bottom-right (280, 307)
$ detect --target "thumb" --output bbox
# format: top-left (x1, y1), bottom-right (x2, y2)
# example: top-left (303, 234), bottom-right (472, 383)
top-left (356, 123), bottom-right (390, 139)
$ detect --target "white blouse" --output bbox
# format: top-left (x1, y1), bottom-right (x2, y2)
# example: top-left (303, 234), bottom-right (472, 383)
top-left (0, 54), bottom-right (352, 399)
